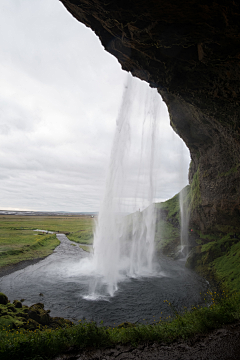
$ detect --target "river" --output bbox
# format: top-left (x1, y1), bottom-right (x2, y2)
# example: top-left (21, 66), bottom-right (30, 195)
top-left (0, 234), bottom-right (209, 326)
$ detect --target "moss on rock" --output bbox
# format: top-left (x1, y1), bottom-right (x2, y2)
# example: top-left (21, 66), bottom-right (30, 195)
top-left (0, 293), bottom-right (73, 331)
top-left (189, 168), bottom-right (201, 211)
top-left (186, 232), bottom-right (240, 293)
top-left (0, 293), bottom-right (8, 305)
top-left (155, 186), bottom-right (191, 256)
top-left (28, 303), bottom-right (50, 326)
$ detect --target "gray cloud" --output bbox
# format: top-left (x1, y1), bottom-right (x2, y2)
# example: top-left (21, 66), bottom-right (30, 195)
top-left (0, 0), bottom-right (190, 212)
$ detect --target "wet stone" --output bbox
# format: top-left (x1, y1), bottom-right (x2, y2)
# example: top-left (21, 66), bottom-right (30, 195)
top-left (0, 292), bottom-right (8, 305)
top-left (13, 299), bottom-right (23, 308)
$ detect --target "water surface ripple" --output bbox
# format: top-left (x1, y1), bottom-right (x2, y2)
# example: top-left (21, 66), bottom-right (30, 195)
top-left (0, 234), bottom-right (208, 325)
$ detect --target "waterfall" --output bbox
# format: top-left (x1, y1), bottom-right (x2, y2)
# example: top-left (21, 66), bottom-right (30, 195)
top-left (179, 186), bottom-right (190, 257)
top-left (89, 74), bottom-right (160, 297)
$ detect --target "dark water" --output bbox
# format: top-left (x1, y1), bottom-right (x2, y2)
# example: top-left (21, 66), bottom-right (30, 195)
top-left (0, 235), bottom-right (209, 326)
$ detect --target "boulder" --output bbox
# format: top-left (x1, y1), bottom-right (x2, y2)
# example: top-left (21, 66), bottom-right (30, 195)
top-left (28, 303), bottom-right (50, 326)
top-left (0, 292), bottom-right (8, 305)
top-left (13, 300), bottom-right (22, 308)
top-left (0, 296), bottom-right (74, 331)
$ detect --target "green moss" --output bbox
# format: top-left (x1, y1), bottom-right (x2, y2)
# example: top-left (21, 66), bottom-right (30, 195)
top-left (198, 231), bottom-right (219, 241)
top-left (202, 170), bottom-right (209, 178)
top-left (213, 241), bottom-right (240, 292)
top-left (155, 219), bottom-right (179, 251)
top-left (189, 168), bottom-right (200, 211)
top-left (154, 186), bottom-right (190, 253)
top-left (187, 231), bottom-right (240, 294)
top-left (201, 241), bottom-right (217, 252)
top-left (218, 163), bottom-right (240, 178)
top-left (159, 192), bottom-right (181, 221)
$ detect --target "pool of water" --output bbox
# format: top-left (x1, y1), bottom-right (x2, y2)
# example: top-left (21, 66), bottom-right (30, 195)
top-left (0, 234), bottom-right (209, 326)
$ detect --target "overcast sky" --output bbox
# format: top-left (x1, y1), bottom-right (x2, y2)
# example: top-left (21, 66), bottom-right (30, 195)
top-left (0, 0), bottom-right (190, 212)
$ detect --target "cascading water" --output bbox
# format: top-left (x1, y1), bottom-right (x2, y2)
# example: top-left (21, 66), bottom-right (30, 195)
top-left (0, 75), bottom-right (209, 326)
top-left (89, 74), bottom-right (160, 297)
top-left (179, 186), bottom-right (190, 258)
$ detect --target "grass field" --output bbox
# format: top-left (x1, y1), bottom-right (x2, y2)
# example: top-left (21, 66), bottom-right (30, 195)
top-left (0, 215), bottom-right (94, 268)
top-left (1, 212), bottom-right (240, 359)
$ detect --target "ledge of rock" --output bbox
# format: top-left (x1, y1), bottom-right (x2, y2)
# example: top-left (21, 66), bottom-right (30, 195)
top-left (60, 0), bottom-right (240, 233)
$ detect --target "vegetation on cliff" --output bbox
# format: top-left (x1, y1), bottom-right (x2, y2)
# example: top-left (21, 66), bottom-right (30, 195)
top-left (155, 193), bottom-right (180, 254)
top-left (186, 232), bottom-right (240, 294)
top-left (154, 185), bottom-right (190, 255)
top-left (155, 183), bottom-right (240, 298)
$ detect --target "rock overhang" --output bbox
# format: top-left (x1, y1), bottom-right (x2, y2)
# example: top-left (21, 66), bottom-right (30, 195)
top-left (59, 0), bottom-right (240, 232)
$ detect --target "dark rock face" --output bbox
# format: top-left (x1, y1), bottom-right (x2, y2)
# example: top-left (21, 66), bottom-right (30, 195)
top-left (60, 0), bottom-right (240, 232)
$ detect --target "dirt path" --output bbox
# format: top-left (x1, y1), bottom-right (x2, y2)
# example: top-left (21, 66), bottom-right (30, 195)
top-left (53, 321), bottom-right (240, 360)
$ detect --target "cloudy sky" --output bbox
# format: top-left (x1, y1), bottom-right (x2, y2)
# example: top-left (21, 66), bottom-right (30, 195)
top-left (0, 0), bottom-right (190, 212)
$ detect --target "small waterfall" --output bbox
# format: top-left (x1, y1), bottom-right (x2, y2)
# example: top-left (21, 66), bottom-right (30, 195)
top-left (89, 74), bottom-right (160, 297)
top-left (179, 187), bottom-right (190, 258)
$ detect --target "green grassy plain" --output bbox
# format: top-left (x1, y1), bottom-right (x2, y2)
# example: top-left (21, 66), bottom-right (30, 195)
top-left (0, 215), bottom-right (94, 268)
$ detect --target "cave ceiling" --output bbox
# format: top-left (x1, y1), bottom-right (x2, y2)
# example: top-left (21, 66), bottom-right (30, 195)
top-left (59, 0), bottom-right (240, 231)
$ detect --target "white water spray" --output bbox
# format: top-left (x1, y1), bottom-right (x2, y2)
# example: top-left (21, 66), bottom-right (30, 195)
top-left (89, 74), bottom-right (160, 297)
top-left (179, 186), bottom-right (190, 257)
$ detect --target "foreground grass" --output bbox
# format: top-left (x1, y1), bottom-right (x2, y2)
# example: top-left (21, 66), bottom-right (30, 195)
top-left (0, 290), bottom-right (239, 360)
top-left (0, 215), bottom-right (94, 268)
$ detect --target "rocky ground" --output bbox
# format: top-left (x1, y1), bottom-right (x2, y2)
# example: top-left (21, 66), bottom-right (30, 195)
top-left (53, 321), bottom-right (240, 360)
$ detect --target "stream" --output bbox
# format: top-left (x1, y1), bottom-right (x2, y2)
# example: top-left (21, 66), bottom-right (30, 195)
top-left (0, 234), bottom-right (209, 326)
